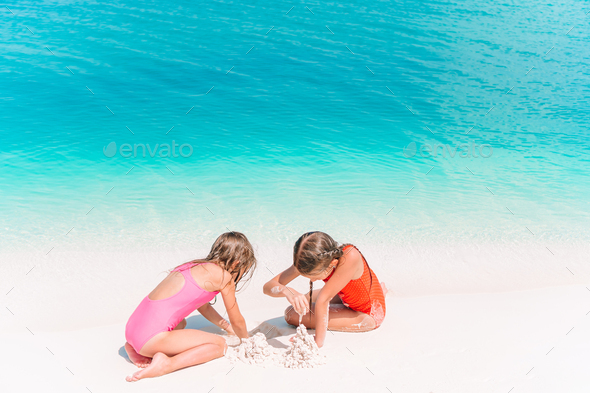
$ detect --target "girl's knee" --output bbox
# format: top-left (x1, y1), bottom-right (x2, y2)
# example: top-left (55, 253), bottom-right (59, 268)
top-left (284, 306), bottom-right (296, 325)
top-left (212, 335), bottom-right (227, 356)
top-left (214, 334), bottom-right (226, 347)
top-left (358, 315), bottom-right (377, 331)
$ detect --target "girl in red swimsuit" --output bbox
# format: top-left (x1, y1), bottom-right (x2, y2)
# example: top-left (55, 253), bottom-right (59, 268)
top-left (263, 231), bottom-right (387, 348)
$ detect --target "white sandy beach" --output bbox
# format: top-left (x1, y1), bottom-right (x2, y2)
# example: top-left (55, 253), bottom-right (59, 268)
top-left (3, 0), bottom-right (590, 390)
top-left (1, 246), bottom-right (589, 393)
top-left (2, 285), bottom-right (589, 393)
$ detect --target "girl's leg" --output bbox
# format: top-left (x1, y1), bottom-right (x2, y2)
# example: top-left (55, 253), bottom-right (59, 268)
top-left (284, 304), bottom-right (376, 332)
top-left (126, 329), bottom-right (227, 382)
top-left (124, 318), bottom-right (187, 369)
top-left (124, 342), bottom-right (151, 368)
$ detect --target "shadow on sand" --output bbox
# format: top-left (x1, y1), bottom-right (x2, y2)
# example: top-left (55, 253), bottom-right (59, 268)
top-left (119, 315), bottom-right (295, 362)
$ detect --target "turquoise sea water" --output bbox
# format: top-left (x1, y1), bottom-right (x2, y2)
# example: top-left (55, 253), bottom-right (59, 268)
top-left (1, 0), bottom-right (589, 254)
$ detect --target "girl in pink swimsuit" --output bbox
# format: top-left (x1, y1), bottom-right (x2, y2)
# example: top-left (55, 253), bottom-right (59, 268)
top-left (124, 232), bottom-right (256, 382)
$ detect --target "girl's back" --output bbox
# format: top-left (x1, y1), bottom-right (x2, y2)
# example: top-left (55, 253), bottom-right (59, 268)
top-left (148, 262), bottom-right (226, 300)
top-left (125, 262), bottom-right (221, 353)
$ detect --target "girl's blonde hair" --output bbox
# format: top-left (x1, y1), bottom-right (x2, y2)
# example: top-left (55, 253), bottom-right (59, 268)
top-left (293, 231), bottom-right (350, 275)
top-left (180, 231), bottom-right (257, 291)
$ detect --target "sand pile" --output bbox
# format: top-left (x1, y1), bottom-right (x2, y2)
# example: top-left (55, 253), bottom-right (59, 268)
top-left (225, 325), bottom-right (325, 368)
top-left (280, 324), bottom-right (325, 369)
top-left (225, 332), bottom-right (280, 366)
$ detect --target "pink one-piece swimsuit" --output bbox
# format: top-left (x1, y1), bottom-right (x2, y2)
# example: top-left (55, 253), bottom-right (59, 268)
top-left (125, 262), bottom-right (219, 353)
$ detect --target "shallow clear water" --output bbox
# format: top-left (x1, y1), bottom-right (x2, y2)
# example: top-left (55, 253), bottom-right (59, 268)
top-left (1, 0), bottom-right (589, 255)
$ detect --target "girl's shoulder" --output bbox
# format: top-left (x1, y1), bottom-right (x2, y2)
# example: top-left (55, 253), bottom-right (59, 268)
top-left (341, 244), bottom-right (361, 259)
top-left (342, 244), bottom-right (355, 252)
top-left (340, 245), bottom-right (365, 278)
top-left (190, 262), bottom-right (233, 292)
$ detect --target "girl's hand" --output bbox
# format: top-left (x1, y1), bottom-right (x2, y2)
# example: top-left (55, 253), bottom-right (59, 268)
top-left (285, 289), bottom-right (309, 316)
top-left (314, 335), bottom-right (324, 348)
top-left (224, 324), bottom-right (236, 336)
top-left (220, 278), bottom-right (249, 340)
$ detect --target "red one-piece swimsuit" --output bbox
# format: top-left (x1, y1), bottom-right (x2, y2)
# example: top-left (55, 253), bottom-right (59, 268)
top-left (323, 245), bottom-right (386, 326)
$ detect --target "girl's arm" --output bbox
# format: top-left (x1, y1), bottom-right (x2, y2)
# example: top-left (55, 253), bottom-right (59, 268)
top-left (262, 265), bottom-right (308, 315)
top-left (197, 302), bottom-right (235, 335)
top-left (220, 278), bottom-right (249, 339)
top-left (313, 248), bottom-right (363, 348)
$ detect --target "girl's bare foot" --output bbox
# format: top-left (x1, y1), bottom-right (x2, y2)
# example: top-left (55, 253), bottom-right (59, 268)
top-left (173, 319), bottom-right (187, 330)
top-left (381, 282), bottom-right (389, 297)
top-left (124, 342), bottom-right (152, 368)
top-left (126, 352), bottom-right (171, 382)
